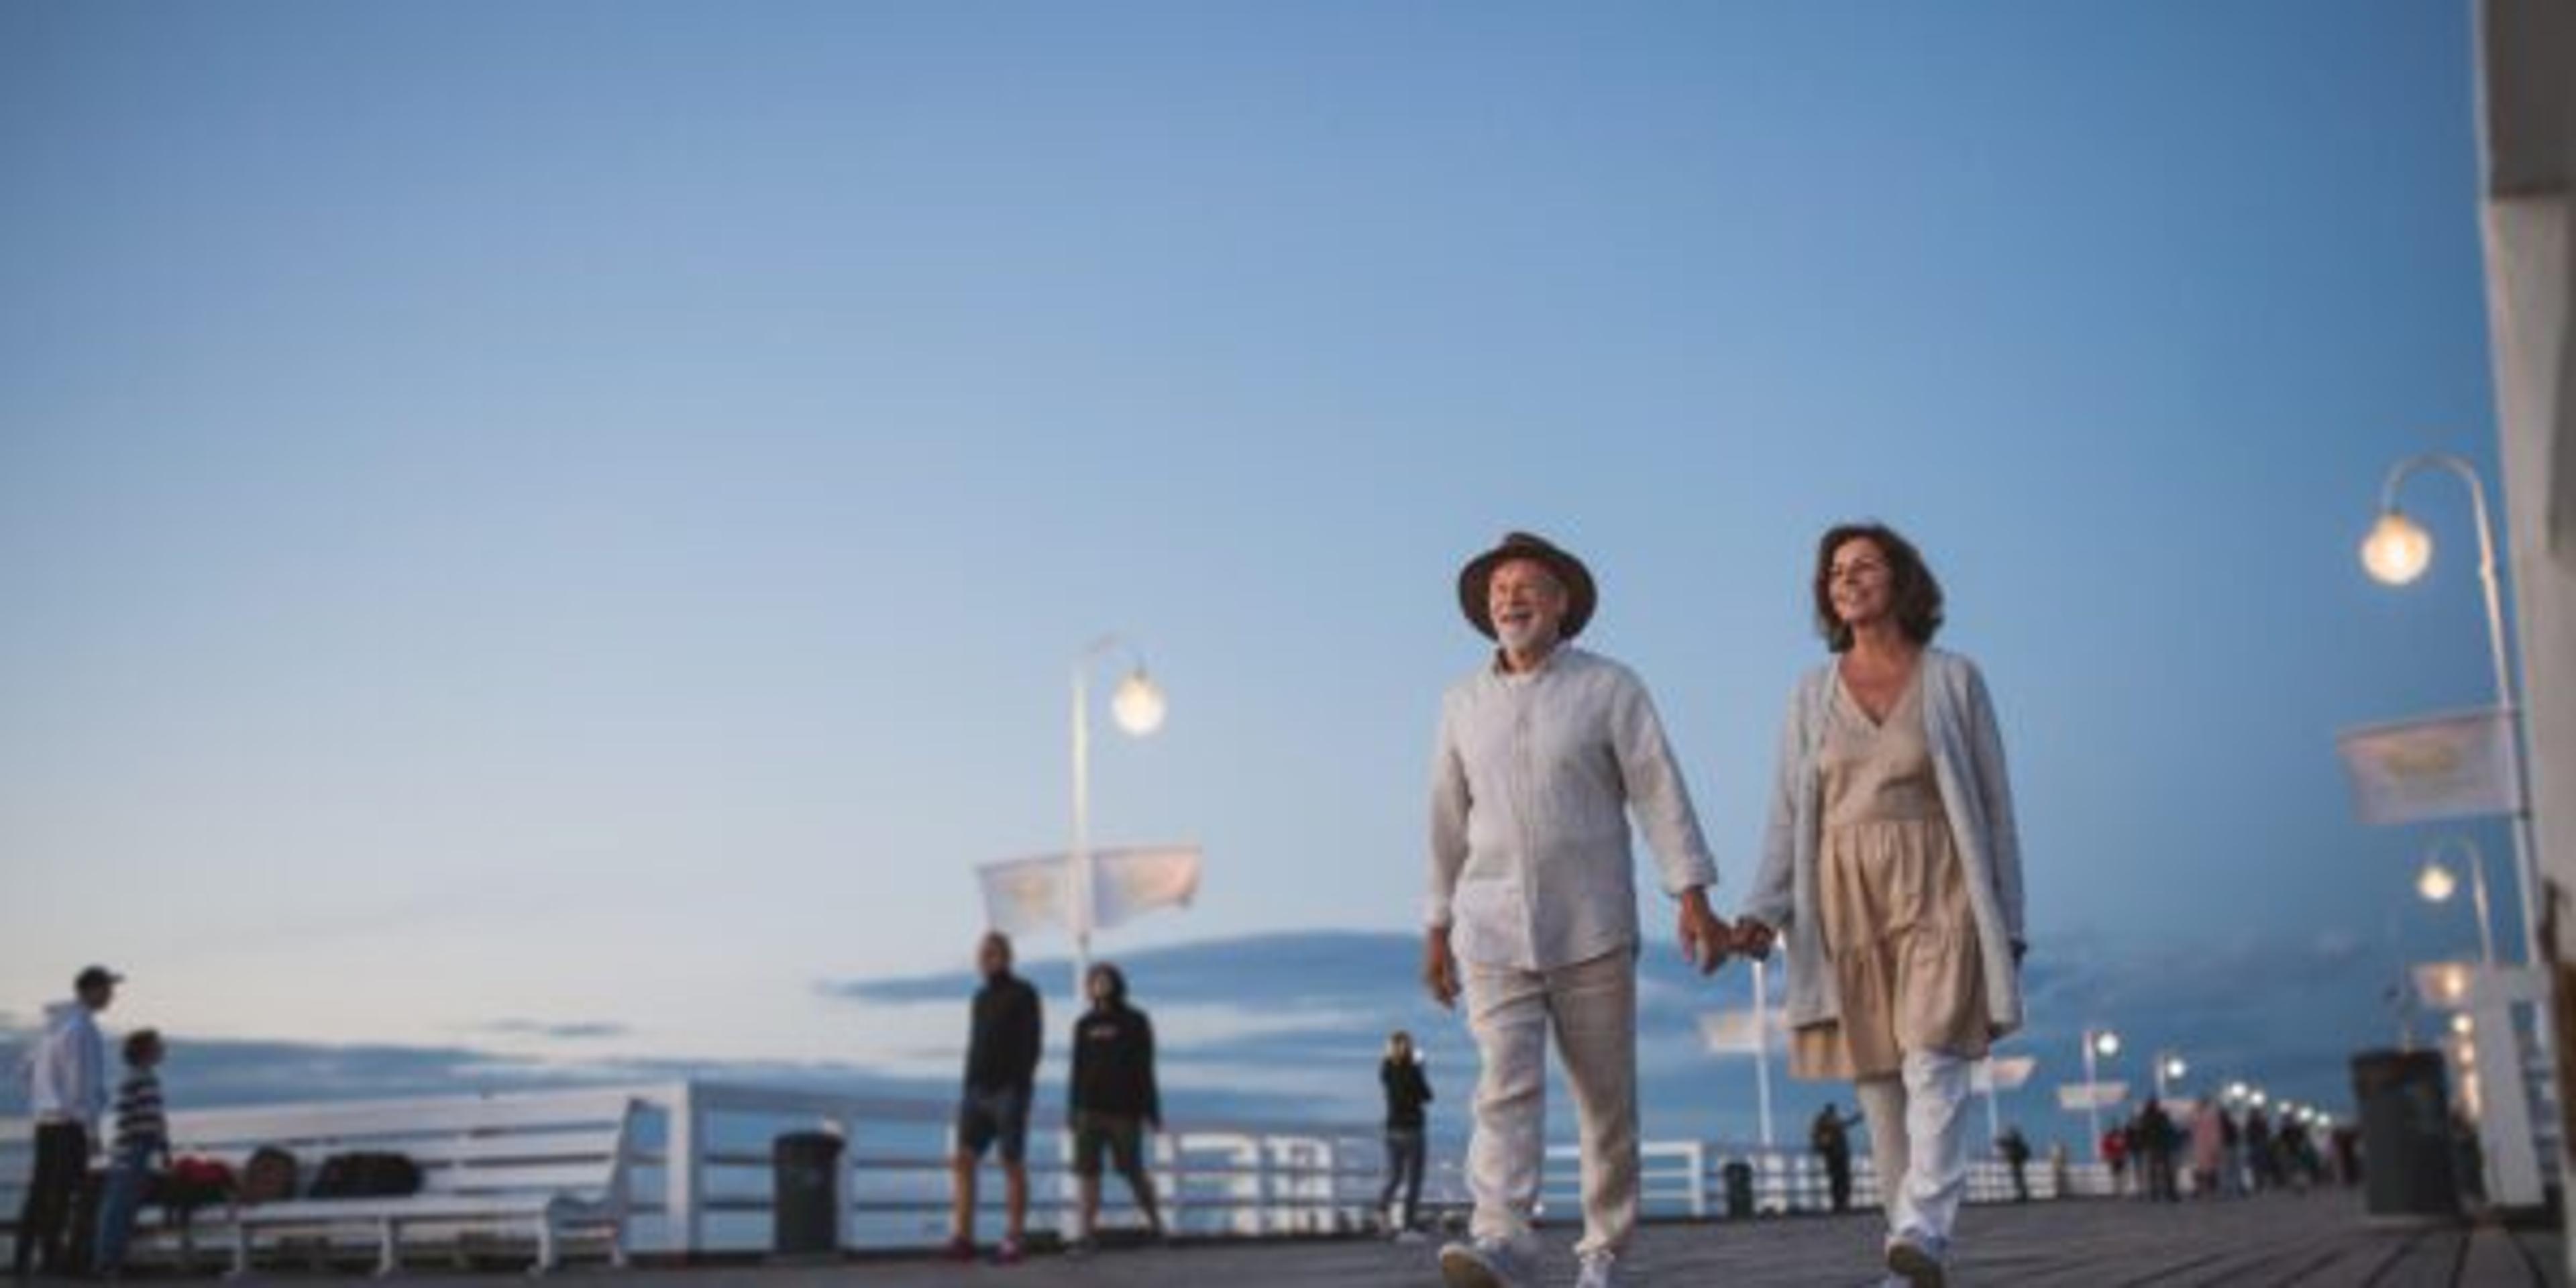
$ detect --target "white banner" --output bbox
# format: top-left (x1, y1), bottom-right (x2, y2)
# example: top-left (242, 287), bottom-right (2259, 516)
top-left (976, 845), bottom-right (1203, 937)
top-left (2335, 707), bottom-right (2524, 825)
top-left (2057, 1081), bottom-right (2128, 1112)
top-left (977, 853), bottom-right (1076, 936)
top-left (1974, 1055), bottom-right (2039, 1093)
top-left (1089, 845), bottom-right (1203, 930)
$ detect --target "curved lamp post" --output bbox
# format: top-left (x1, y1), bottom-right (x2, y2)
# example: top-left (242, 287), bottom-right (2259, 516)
top-left (1071, 635), bottom-right (1167, 998)
top-left (2360, 454), bottom-right (2540, 968)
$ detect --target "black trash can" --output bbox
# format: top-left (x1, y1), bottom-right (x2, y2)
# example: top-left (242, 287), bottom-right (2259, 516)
top-left (2350, 1049), bottom-right (2457, 1218)
top-left (772, 1132), bottom-right (845, 1256)
top-left (1721, 1159), bottom-right (1755, 1218)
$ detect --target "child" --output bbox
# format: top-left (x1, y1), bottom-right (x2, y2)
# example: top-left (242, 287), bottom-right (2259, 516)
top-left (93, 1029), bottom-right (169, 1277)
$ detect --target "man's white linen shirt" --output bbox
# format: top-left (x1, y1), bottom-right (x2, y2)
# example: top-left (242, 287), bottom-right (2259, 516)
top-left (1427, 646), bottom-right (1719, 971)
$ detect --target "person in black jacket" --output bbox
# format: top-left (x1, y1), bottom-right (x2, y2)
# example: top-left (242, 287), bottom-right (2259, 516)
top-left (1379, 1030), bottom-right (1434, 1238)
top-left (1068, 962), bottom-right (1164, 1253)
top-left (946, 933), bottom-right (1042, 1263)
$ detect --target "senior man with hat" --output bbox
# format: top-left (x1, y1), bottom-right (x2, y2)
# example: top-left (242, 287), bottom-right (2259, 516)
top-left (1425, 533), bottom-right (1731, 1288)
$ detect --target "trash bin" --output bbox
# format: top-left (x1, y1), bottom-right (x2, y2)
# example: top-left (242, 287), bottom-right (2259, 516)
top-left (772, 1131), bottom-right (845, 1256)
top-left (1721, 1159), bottom-right (1755, 1219)
top-left (2350, 1049), bottom-right (2457, 1218)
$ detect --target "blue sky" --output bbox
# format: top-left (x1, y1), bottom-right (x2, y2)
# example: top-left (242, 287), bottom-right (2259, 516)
top-left (0, 2), bottom-right (2520, 1142)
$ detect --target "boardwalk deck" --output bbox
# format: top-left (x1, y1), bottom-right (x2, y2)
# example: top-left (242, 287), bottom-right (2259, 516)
top-left (332, 1195), bottom-right (2565, 1288)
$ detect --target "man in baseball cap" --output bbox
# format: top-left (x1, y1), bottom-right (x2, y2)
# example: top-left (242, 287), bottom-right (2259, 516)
top-left (13, 966), bottom-right (119, 1276)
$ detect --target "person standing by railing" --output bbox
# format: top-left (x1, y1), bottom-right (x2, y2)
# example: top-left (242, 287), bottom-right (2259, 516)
top-left (1067, 962), bottom-right (1165, 1256)
top-left (945, 932), bottom-right (1042, 1265)
top-left (1424, 532), bottom-right (1731, 1288)
top-left (13, 965), bottom-right (118, 1279)
top-left (91, 1029), bottom-right (171, 1278)
top-left (1735, 524), bottom-right (2029, 1288)
top-left (1995, 1126), bottom-right (2032, 1203)
top-left (1811, 1102), bottom-right (1864, 1212)
top-left (1378, 1031), bottom-right (1434, 1241)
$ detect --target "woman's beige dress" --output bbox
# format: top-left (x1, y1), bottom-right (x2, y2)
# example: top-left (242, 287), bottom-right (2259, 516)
top-left (1789, 667), bottom-right (1992, 1081)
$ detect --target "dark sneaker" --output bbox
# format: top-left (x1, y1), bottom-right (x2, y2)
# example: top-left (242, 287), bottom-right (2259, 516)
top-left (941, 1235), bottom-right (977, 1263)
top-left (989, 1238), bottom-right (1025, 1265)
top-left (1439, 1237), bottom-right (1532, 1288)
top-left (1885, 1238), bottom-right (1945, 1288)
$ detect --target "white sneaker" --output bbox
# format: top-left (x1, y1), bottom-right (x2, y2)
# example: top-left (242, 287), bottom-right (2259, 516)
top-left (1393, 1228), bottom-right (1429, 1245)
top-left (1439, 1236), bottom-right (1533, 1288)
top-left (1573, 1248), bottom-right (1632, 1288)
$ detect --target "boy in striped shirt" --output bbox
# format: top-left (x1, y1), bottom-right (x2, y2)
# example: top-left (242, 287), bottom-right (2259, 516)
top-left (93, 1029), bottom-right (168, 1277)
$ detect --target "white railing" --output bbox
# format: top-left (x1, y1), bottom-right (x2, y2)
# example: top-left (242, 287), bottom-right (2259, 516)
top-left (1538, 1141), bottom-right (2112, 1220)
top-left (1, 1080), bottom-right (2118, 1259)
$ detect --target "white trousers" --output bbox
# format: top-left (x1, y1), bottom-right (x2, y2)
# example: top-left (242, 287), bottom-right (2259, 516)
top-left (1461, 950), bottom-right (1638, 1257)
top-left (1855, 1049), bottom-right (1974, 1250)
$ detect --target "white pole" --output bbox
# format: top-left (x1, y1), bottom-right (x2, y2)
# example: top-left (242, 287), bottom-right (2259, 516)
top-left (2082, 1033), bottom-right (2102, 1161)
top-left (1071, 658), bottom-right (1093, 1004)
top-left (2470, 842), bottom-right (2500, 969)
top-left (1982, 1060), bottom-right (2001, 1153)
top-left (2383, 455), bottom-right (2543, 971)
top-left (1752, 959), bottom-right (1774, 1150)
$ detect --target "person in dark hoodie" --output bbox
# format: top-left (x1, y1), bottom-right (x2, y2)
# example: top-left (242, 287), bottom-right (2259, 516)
top-left (14, 965), bottom-right (117, 1279)
top-left (1379, 1030), bottom-right (1435, 1239)
top-left (1067, 961), bottom-right (1164, 1254)
top-left (945, 932), bottom-right (1042, 1265)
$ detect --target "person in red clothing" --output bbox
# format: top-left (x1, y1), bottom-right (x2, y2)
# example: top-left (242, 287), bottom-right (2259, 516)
top-left (2100, 1125), bottom-right (2131, 1196)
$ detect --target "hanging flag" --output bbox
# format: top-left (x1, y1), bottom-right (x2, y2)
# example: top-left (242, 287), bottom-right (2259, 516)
top-left (975, 844), bottom-right (1203, 937)
top-left (1089, 845), bottom-right (1203, 930)
top-left (977, 853), bottom-right (1075, 936)
top-left (2057, 1081), bottom-right (2129, 1112)
top-left (2335, 707), bottom-right (2524, 824)
top-left (1973, 1056), bottom-right (2039, 1094)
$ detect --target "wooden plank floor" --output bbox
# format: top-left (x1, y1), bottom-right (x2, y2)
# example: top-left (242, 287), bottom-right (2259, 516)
top-left (347, 1195), bottom-right (2569, 1287)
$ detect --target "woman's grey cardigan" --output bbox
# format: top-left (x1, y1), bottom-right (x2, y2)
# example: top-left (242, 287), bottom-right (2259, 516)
top-left (1739, 648), bottom-right (2027, 1036)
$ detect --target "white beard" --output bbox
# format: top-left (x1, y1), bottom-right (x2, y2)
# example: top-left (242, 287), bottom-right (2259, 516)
top-left (1495, 618), bottom-right (1558, 657)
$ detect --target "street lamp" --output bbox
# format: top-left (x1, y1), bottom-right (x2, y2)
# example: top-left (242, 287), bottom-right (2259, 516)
top-left (2414, 836), bottom-right (2500, 967)
top-left (1070, 635), bottom-right (1168, 997)
top-left (2153, 1051), bottom-right (2188, 1101)
top-left (2082, 1026), bottom-right (2122, 1159)
top-left (2361, 454), bottom-right (2542, 968)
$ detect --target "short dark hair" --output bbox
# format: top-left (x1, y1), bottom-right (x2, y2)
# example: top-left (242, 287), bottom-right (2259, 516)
top-left (123, 1029), bottom-right (162, 1064)
top-left (1812, 522), bottom-right (1944, 651)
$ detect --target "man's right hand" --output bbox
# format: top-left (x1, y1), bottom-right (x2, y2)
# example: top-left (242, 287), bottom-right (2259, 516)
top-left (1423, 928), bottom-right (1461, 1010)
top-left (1734, 918), bottom-right (1778, 961)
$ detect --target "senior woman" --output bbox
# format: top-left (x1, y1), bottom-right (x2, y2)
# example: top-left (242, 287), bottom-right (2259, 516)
top-left (1734, 523), bottom-right (2025, 1288)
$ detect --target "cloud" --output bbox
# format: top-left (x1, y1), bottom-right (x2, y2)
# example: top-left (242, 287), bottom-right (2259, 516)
top-left (476, 1019), bottom-right (633, 1041)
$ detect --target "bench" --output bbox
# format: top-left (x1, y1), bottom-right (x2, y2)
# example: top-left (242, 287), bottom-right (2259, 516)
top-left (207, 1089), bottom-right (640, 1277)
top-left (2, 1089), bottom-right (640, 1277)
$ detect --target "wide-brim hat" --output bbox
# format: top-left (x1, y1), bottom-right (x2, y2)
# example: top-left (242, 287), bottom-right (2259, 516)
top-left (1457, 531), bottom-right (1597, 640)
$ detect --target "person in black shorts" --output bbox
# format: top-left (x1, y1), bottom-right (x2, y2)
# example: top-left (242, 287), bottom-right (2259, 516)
top-left (946, 932), bottom-right (1041, 1264)
top-left (1067, 961), bottom-right (1165, 1254)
